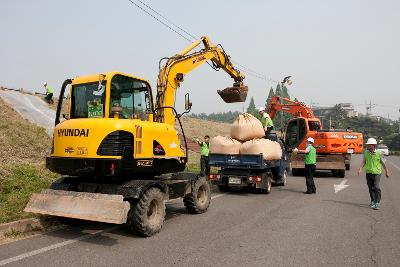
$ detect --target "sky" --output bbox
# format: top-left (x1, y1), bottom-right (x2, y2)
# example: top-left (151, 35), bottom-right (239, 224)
top-left (1, 0), bottom-right (399, 119)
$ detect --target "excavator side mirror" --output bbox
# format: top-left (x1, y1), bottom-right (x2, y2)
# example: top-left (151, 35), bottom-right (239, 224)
top-left (184, 93), bottom-right (192, 111)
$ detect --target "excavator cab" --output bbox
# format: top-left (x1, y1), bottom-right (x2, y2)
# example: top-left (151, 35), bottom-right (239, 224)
top-left (284, 118), bottom-right (321, 150)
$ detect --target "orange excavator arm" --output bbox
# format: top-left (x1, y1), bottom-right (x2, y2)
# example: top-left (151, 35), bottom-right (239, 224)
top-left (266, 96), bottom-right (315, 119)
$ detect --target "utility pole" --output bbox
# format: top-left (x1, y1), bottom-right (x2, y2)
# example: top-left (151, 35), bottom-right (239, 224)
top-left (366, 100), bottom-right (376, 116)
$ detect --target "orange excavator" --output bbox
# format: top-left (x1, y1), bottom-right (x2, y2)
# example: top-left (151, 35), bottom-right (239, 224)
top-left (266, 96), bottom-right (363, 177)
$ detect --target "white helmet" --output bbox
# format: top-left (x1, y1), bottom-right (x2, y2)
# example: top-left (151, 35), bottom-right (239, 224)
top-left (263, 113), bottom-right (270, 118)
top-left (307, 137), bottom-right (314, 143)
top-left (43, 82), bottom-right (47, 86)
top-left (258, 107), bottom-right (265, 112)
top-left (366, 138), bottom-right (377, 145)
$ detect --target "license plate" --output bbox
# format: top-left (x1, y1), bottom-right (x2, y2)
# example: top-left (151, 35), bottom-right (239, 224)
top-left (347, 149), bottom-right (354, 154)
top-left (228, 177), bottom-right (242, 185)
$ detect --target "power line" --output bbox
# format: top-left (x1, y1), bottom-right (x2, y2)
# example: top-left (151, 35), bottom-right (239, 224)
top-left (126, 0), bottom-right (278, 83)
top-left (135, 0), bottom-right (198, 41)
top-left (127, 0), bottom-right (192, 42)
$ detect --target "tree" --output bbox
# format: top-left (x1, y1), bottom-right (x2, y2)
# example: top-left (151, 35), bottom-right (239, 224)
top-left (246, 97), bottom-right (258, 116)
top-left (266, 87), bottom-right (275, 106)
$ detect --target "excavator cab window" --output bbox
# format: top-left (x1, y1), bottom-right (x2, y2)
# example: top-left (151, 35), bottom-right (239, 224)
top-left (285, 118), bottom-right (307, 148)
top-left (110, 75), bottom-right (152, 120)
top-left (71, 81), bottom-right (106, 118)
top-left (308, 121), bottom-right (321, 131)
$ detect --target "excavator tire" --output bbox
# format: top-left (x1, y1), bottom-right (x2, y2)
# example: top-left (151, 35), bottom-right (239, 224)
top-left (184, 177), bottom-right (211, 214)
top-left (127, 187), bottom-right (165, 237)
top-left (345, 164), bottom-right (350, 171)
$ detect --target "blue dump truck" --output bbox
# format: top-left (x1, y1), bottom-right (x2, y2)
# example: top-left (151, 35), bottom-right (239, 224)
top-left (208, 134), bottom-right (289, 193)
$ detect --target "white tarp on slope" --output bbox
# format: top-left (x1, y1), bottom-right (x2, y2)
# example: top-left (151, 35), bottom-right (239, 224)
top-left (0, 90), bottom-right (55, 135)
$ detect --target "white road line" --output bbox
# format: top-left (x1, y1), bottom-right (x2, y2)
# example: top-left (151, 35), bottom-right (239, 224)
top-left (211, 194), bottom-right (225, 200)
top-left (0, 194), bottom-right (227, 265)
top-left (0, 226), bottom-right (119, 266)
top-left (388, 160), bottom-right (400, 171)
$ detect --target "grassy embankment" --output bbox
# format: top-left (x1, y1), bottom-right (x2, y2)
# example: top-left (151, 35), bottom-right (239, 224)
top-left (0, 98), bottom-right (57, 223)
top-left (178, 117), bottom-right (231, 173)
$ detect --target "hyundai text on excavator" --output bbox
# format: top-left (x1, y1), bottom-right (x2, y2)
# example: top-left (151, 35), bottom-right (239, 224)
top-left (24, 36), bottom-right (248, 236)
top-left (266, 96), bottom-right (363, 178)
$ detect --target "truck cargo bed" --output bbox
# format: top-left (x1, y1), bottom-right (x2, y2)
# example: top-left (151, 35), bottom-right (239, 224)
top-left (208, 153), bottom-right (279, 170)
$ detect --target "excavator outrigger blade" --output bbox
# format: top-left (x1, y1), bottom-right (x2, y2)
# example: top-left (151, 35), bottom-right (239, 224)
top-left (24, 189), bottom-right (130, 224)
top-left (217, 83), bottom-right (248, 103)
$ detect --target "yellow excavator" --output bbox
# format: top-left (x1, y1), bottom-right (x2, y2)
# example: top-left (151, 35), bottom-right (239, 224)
top-left (24, 36), bottom-right (248, 236)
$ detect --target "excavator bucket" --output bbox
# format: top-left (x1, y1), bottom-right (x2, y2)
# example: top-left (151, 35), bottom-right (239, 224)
top-left (24, 189), bottom-right (130, 224)
top-left (218, 85), bottom-right (248, 103)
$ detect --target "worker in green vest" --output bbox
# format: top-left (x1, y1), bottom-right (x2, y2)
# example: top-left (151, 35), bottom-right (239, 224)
top-left (358, 138), bottom-right (390, 210)
top-left (43, 82), bottom-right (54, 104)
top-left (257, 107), bottom-right (274, 136)
top-left (294, 137), bottom-right (317, 194)
top-left (195, 135), bottom-right (210, 176)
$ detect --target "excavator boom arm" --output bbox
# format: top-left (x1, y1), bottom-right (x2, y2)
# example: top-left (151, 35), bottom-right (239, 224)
top-left (267, 96), bottom-right (315, 119)
top-left (156, 36), bottom-right (246, 125)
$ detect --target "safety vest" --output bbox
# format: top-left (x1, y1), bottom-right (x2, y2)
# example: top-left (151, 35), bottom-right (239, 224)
top-left (305, 145), bottom-right (316, 165)
top-left (364, 150), bottom-right (382, 174)
top-left (46, 86), bottom-right (54, 94)
top-left (256, 114), bottom-right (266, 127)
top-left (267, 117), bottom-right (274, 127)
top-left (200, 142), bottom-right (209, 156)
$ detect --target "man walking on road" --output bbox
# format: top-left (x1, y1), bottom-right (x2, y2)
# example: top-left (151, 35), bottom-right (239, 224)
top-left (195, 135), bottom-right (210, 177)
top-left (43, 82), bottom-right (54, 104)
top-left (358, 138), bottom-right (390, 210)
top-left (294, 137), bottom-right (317, 194)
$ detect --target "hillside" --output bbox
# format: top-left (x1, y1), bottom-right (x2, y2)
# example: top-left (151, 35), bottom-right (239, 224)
top-left (0, 98), bottom-right (57, 223)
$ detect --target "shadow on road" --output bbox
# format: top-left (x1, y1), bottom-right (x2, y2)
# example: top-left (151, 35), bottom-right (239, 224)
top-left (323, 199), bottom-right (370, 209)
top-left (42, 202), bottom-right (198, 243)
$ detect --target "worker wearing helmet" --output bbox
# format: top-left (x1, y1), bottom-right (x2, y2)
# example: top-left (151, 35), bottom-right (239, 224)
top-left (194, 135), bottom-right (210, 176)
top-left (257, 107), bottom-right (274, 136)
top-left (43, 82), bottom-right (54, 104)
top-left (293, 137), bottom-right (317, 194)
top-left (358, 138), bottom-right (390, 210)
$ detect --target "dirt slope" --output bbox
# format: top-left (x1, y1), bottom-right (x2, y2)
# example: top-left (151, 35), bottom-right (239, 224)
top-left (0, 98), bottom-right (57, 223)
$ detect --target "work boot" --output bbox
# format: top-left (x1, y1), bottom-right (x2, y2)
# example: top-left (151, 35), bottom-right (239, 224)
top-left (374, 203), bottom-right (380, 210)
top-left (370, 202), bottom-right (375, 208)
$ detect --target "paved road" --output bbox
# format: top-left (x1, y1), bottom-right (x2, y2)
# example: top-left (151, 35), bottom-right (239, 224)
top-left (1, 155), bottom-right (400, 267)
top-left (0, 90), bottom-right (55, 134)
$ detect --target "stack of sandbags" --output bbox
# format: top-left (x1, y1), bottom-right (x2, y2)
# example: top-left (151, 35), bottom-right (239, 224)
top-left (240, 138), bottom-right (282, 160)
top-left (230, 113), bottom-right (265, 141)
top-left (210, 136), bottom-right (242, 154)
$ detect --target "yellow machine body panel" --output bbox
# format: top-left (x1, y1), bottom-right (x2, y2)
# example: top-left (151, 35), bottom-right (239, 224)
top-left (52, 118), bottom-right (184, 159)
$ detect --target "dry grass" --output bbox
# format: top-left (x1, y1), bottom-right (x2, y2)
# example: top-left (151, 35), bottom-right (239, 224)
top-left (178, 116), bottom-right (231, 140)
top-left (0, 99), bottom-right (51, 164)
top-left (0, 98), bottom-right (57, 223)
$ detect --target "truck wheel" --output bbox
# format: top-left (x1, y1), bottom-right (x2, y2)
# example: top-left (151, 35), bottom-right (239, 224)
top-left (292, 168), bottom-right (301, 176)
top-left (277, 170), bottom-right (287, 186)
top-left (128, 187), bottom-right (166, 237)
top-left (259, 175), bottom-right (272, 194)
top-left (345, 164), bottom-right (350, 171)
top-left (184, 177), bottom-right (211, 214)
top-left (337, 169), bottom-right (345, 178)
top-left (217, 184), bottom-right (231, 192)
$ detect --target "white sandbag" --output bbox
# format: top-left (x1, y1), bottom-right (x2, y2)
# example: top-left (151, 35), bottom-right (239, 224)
top-left (240, 138), bottom-right (282, 160)
top-left (230, 113), bottom-right (265, 141)
top-left (210, 136), bottom-right (242, 154)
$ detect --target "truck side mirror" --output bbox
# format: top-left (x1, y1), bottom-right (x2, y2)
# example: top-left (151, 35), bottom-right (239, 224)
top-left (185, 93), bottom-right (192, 111)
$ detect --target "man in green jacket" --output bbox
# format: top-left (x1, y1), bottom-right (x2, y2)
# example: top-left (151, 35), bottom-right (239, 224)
top-left (257, 107), bottom-right (274, 136)
top-left (294, 137), bottom-right (317, 194)
top-left (195, 135), bottom-right (210, 176)
top-left (43, 82), bottom-right (54, 104)
top-left (358, 138), bottom-right (390, 210)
